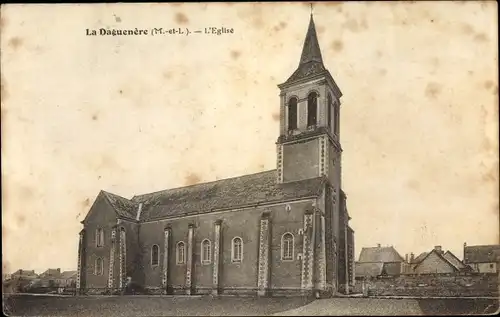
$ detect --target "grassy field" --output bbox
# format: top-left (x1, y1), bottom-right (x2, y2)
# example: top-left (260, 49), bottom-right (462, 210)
top-left (3, 294), bottom-right (499, 316)
top-left (4, 294), bottom-right (312, 316)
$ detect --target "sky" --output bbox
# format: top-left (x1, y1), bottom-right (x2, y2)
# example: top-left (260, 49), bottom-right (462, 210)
top-left (1, 2), bottom-right (499, 274)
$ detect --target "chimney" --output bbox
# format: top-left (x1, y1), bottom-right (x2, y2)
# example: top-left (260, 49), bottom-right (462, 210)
top-left (405, 253), bottom-right (409, 263)
top-left (410, 252), bottom-right (415, 263)
top-left (463, 242), bottom-right (467, 263)
top-left (377, 243), bottom-right (381, 248)
top-left (434, 245), bottom-right (442, 254)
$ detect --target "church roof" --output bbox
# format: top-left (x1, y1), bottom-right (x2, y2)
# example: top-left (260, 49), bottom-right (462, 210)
top-left (101, 191), bottom-right (139, 220)
top-left (118, 170), bottom-right (326, 222)
top-left (283, 15), bottom-right (327, 85)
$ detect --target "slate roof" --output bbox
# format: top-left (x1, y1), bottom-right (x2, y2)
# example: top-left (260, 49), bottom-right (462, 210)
top-left (355, 262), bottom-right (384, 277)
top-left (39, 269), bottom-right (61, 278)
top-left (283, 14), bottom-right (324, 85)
top-left (278, 15), bottom-right (342, 98)
top-left (102, 191), bottom-right (139, 220)
top-left (464, 245), bottom-right (500, 263)
top-left (412, 252), bottom-right (428, 264)
top-left (443, 251), bottom-right (466, 269)
top-left (60, 271), bottom-right (77, 279)
top-left (131, 170), bottom-right (325, 221)
top-left (358, 246), bottom-right (405, 263)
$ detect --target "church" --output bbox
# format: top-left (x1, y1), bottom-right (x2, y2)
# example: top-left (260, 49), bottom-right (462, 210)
top-left (77, 13), bottom-right (355, 298)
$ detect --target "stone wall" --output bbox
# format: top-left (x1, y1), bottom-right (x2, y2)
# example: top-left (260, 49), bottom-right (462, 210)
top-left (353, 273), bottom-right (499, 297)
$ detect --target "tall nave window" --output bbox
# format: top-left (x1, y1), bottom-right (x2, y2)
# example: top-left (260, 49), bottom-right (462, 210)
top-left (201, 239), bottom-right (211, 264)
top-left (176, 242), bottom-right (185, 265)
top-left (94, 257), bottom-right (103, 275)
top-left (151, 244), bottom-right (159, 266)
top-left (231, 237), bottom-right (243, 263)
top-left (281, 233), bottom-right (294, 261)
top-left (96, 228), bottom-right (104, 247)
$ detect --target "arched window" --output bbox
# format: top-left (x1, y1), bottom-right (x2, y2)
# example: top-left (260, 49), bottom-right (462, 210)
top-left (151, 244), bottom-right (159, 266)
top-left (327, 94), bottom-right (333, 130)
top-left (307, 92), bottom-right (318, 127)
top-left (281, 233), bottom-right (294, 261)
top-left (287, 97), bottom-right (298, 131)
top-left (176, 241), bottom-right (185, 265)
top-left (201, 239), bottom-right (211, 264)
top-left (95, 257), bottom-right (103, 275)
top-left (96, 228), bottom-right (104, 247)
top-left (231, 237), bottom-right (243, 263)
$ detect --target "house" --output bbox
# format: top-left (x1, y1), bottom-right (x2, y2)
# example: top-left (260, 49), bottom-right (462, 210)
top-left (56, 271), bottom-right (78, 287)
top-left (7, 270), bottom-right (38, 293)
top-left (38, 268), bottom-right (62, 287)
top-left (355, 244), bottom-right (406, 278)
top-left (463, 243), bottom-right (500, 273)
top-left (77, 12), bottom-right (355, 297)
top-left (10, 269), bottom-right (38, 280)
top-left (408, 246), bottom-right (467, 274)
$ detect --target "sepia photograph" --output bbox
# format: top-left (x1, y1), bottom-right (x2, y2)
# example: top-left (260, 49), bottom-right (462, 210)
top-left (1, 1), bottom-right (499, 316)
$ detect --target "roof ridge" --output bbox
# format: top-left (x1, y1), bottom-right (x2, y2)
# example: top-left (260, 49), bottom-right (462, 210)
top-left (101, 190), bottom-right (135, 202)
top-left (132, 169), bottom-right (277, 201)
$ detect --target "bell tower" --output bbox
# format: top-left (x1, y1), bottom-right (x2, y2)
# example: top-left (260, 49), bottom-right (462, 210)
top-left (276, 13), bottom-right (343, 191)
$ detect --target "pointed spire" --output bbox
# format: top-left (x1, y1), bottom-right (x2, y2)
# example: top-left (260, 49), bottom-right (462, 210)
top-left (299, 13), bottom-right (324, 65)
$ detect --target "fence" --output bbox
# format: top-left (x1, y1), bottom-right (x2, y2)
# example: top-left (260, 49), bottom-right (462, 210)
top-left (353, 272), bottom-right (499, 297)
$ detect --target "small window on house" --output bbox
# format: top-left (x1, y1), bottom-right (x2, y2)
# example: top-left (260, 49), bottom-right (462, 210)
top-left (151, 244), bottom-right (159, 266)
top-left (201, 239), bottom-right (211, 264)
top-left (231, 237), bottom-right (243, 263)
top-left (95, 257), bottom-right (103, 275)
top-left (96, 228), bottom-right (104, 247)
top-left (176, 242), bottom-right (185, 265)
top-left (288, 97), bottom-right (298, 131)
top-left (490, 264), bottom-right (494, 269)
top-left (307, 92), bottom-right (318, 127)
top-left (281, 233), bottom-right (294, 261)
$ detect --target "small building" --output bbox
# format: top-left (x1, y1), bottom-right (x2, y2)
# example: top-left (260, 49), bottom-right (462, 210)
top-left (10, 269), bottom-right (38, 280)
top-left (355, 244), bottom-right (406, 278)
top-left (39, 268), bottom-right (62, 287)
top-left (56, 271), bottom-right (78, 287)
top-left (406, 246), bottom-right (468, 274)
top-left (463, 243), bottom-right (500, 273)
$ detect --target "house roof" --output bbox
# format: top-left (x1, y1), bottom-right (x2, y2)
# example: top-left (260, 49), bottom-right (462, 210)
top-left (60, 271), bottom-right (77, 279)
top-left (12, 269), bottom-right (37, 276)
top-left (40, 269), bottom-right (61, 278)
top-left (412, 252), bottom-right (428, 264)
top-left (358, 246), bottom-right (405, 263)
top-left (355, 262), bottom-right (384, 277)
top-left (95, 170), bottom-right (325, 222)
top-left (464, 245), bottom-right (500, 263)
top-left (413, 249), bottom-right (460, 272)
top-left (443, 251), bottom-right (466, 269)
